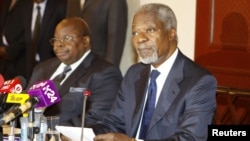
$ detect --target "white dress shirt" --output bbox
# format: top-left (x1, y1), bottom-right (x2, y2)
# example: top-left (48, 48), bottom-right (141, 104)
top-left (50, 50), bottom-right (91, 85)
top-left (135, 48), bottom-right (179, 140)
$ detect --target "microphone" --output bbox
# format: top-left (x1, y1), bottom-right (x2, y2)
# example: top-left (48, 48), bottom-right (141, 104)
top-left (0, 80), bottom-right (61, 125)
top-left (81, 89), bottom-right (91, 141)
top-left (5, 76), bottom-right (29, 105)
top-left (0, 76), bottom-right (26, 114)
top-left (0, 75), bottom-right (5, 113)
top-left (0, 76), bottom-right (27, 94)
top-left (0, 74), bottom-right (4, 88)
top-left (27, 80), bottom-right (60, 140)
top-left (5, 93), bottom-right (30, 117)
top-left (5, 93), bottom-right (30, 105)
top-left (27, 80), bottom-right (61, 108)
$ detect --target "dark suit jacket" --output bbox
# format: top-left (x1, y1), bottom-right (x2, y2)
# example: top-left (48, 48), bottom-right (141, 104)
top-left (0, 0), bottom-right (26, 80)
top-left (27, 52), bottom-right (123, 127)
top-left (93, 51), bottom-right (217, 141)
top-left (22, 0), bottom-right (67, 80)
top-left (66, 0), bottom-right (128, 67)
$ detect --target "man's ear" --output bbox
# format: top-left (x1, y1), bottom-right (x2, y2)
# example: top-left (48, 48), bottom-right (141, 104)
top-left (169, 29), bottom-right (176, 41)
top-left (83, 36), bottom-right (90, 46)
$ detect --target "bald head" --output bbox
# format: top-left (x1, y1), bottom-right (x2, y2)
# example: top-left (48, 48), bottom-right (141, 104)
top-left (52, 17), bottom-right (92, 65)
top-left (56, 17), bottom-right (91, 38)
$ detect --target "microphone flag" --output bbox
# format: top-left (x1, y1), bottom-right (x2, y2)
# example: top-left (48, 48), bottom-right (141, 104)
top-left (28, 80), bottom-right (61, 108)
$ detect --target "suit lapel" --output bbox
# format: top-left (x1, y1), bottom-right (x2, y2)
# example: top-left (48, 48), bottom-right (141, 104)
top-left (149, 52), bottom-right (185, 131)
top-left (130, 66), bottom-right (151, 135)
top-left (46, 59), bottom-right (61, 78)
top-left (58, 52), bottom-right (94, 97)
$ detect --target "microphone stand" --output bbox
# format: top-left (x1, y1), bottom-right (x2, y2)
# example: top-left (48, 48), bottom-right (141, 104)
top-left (6, 105), bottom-right (19, 141)
top-left (0, 125), bottom-right (2, 140)
top-left (8, 120), bottom-right (16, 141)
top-left (80, 89), bottom-right (91, 141)
top-left (27, 108), bottom-right (40, 141)
top-left (80, 95), bottom-right (87, 141)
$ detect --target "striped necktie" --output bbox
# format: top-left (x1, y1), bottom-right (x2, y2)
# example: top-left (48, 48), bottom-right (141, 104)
top-left (53, 65), bottom-right (72, 84)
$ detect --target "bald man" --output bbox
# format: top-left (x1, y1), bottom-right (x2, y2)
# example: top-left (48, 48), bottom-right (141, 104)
top-left (27, 17), bottom-right (123, 127)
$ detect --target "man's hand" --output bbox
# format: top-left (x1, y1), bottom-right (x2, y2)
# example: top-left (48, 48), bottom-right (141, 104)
top-left (94, 132), bottom-right (134, 141)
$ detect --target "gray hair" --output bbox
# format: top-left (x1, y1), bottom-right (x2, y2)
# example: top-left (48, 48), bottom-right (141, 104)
top-left (135, 3), bottom-right (178, 41)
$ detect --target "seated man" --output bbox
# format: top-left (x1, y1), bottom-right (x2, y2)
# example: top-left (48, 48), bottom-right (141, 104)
top-left (93, 3), bottom-right (217, 141)
top-left (26, 17), bottom-right (123, 127)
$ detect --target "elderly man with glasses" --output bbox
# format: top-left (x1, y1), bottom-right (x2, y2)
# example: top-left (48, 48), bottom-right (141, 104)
top-left (26, 17), bottom-right (123, 128)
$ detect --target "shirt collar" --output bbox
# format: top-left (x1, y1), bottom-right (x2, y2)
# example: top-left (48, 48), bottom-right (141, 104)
top-left (151, 48), bottom-right (178, 74)
top-left (61, 49), bottom-right (91, 71)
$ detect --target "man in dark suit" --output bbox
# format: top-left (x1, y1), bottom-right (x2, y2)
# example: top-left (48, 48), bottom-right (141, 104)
top-left (0, 0), bottom-right (26, 80)
top-left (66, 0), bottom-right (128, 67)
top-left (27, 17), bottom-right (123, 127)
top-left (22, 0), bottom-right (67, 80)
top-left (93, 3), bottom-right (217, 141)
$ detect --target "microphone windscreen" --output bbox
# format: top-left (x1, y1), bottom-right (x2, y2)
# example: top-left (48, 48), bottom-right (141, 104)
top-left (16, 76), bottom-right (27, 89)
top-left (0, 75), bottom-right (26, 93)
top-left (83, 89), bottom-right (91, 97)
top-left (0, 74), bottom-right (4, 88)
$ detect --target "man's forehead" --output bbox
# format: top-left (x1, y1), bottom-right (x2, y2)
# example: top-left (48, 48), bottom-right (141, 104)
top-left (132, 14), bottom-right (161, 28)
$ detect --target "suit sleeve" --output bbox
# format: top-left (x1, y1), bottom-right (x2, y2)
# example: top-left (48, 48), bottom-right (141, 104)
top-left (163, 75), bottom-right (217, 141)
top-left (92, 65), bottom-right (138, 135)
top-left (85, 66), bottom-right (123, 127)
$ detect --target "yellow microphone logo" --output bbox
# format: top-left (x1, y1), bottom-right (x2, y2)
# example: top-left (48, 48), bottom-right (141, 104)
top-left (6, 93), bottom-right (29, 104)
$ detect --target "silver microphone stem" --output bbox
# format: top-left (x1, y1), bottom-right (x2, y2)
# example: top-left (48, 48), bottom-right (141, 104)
top-left (81, 96), bottom-right (87, 141)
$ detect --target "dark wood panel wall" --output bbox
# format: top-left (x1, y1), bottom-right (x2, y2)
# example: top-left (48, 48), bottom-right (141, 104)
top-left (195, 0), bottom-right (250, 89)
top-left (195, 0), bottom-right (250, 125)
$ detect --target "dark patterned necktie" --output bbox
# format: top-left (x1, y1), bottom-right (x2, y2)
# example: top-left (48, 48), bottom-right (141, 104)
top-left (139, 70), bottom-right (160, 139)
top-left (31, 5), bottom-right (41, 64)
top-left (53, 65), bottom-right (72, 84)
top-left (32, 5), bottom-right (41, 46)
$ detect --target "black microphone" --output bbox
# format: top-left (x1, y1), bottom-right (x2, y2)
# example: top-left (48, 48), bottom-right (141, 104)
top-left (81, 89), bottom-right (91, 141)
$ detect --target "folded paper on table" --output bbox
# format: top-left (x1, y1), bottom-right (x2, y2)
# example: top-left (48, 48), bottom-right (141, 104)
top-left (55, 126), bottom-right (95, 141)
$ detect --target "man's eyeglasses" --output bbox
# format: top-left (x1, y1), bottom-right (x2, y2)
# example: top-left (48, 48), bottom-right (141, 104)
top-left (49, 35), bottom-right (83, 45)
